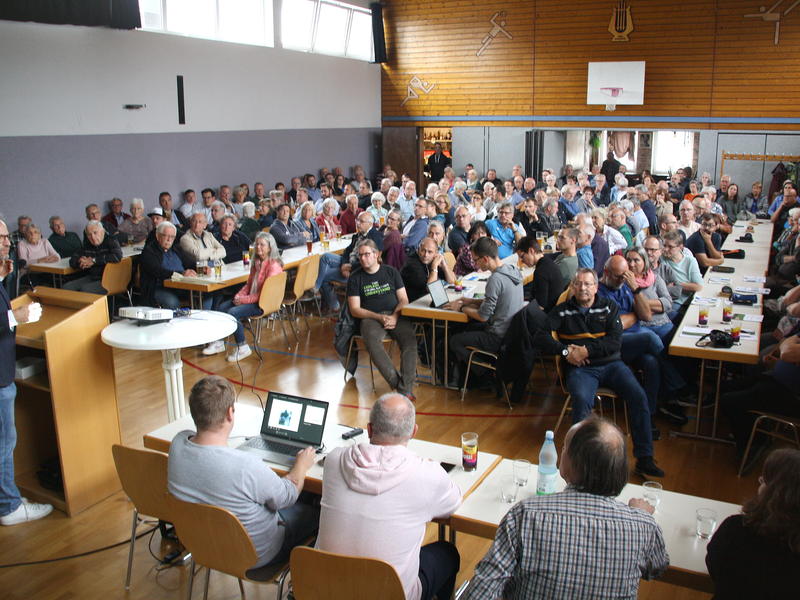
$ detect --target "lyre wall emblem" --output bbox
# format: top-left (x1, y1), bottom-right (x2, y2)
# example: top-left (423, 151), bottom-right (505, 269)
top-left (609, 0), bottom-right (634, 42)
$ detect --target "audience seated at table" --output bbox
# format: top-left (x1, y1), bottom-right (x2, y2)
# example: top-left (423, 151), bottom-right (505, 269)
top-left (214, 213), bottom-right (250, 264)
top-left (661, 230), bottom-right (704, 323)
top-left (168, 375), bottom-right (319, 569)
top-left (400, 237), bottom-right (455, 304)
top-left (158, 191), bottom-right (190, 232)
top-left (63, 220), bottom-right (123, 295)
top-left (139, 221), bottom-right (210, 310)
top-left (338, 194), bottom-right (362, 236)
top-left (85, 203), bottom-right (126, 246)
top-left (16, 222), bottom-right (59, 286)
top-left (270, 203), bottom-right (308, 250)
top-left (204, 232), bottom-right (284, 361)
top-left (447, 206), bottom-right (470, 256)
top-left (591, 207), bottom-right (627, 254)
top-left (317, 392), bottom-right (461, 600)
top-left (239, 202), bottom-right (261, 242)
top-left (453, 222), bottom-right (488, 278)
top-left (380, 208), bottom-right (404, 270)
top-left (485, 200), bottom-right (522, 260)
top-left (102, 197), bottom-right (130, 228)
top-left (144, 207), bottom-right (185, 247)
top-left (116, 198), bottom-right (153, 244)
top-left (515, 236), bottom-right (564, 313)
top-left (706, 448), bottom-right (800, 597)
top-left (465, 418), bottom-right (668, 600)
top-left (684, 212), bottom-right (724, 274)
top-left (294, 201), bottom-right (320, 243)
top-left (47, 215), bottom-right (82, 259)
top-left (180, 212), bottom-right (227, 266)
top-left (315, 198), bottom-right (339, 238)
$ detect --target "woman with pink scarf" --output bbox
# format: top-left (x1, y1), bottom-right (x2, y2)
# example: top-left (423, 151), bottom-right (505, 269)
top-left (624, 246), bottom-right (675, 343)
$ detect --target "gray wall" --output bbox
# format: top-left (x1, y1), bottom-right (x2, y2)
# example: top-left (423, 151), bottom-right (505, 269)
top-left (0, 128), bottom-right (381, 233)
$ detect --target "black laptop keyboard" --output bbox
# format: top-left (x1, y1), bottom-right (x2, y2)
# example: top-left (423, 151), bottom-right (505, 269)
top-left (243, 437), bottom-right (301, 456)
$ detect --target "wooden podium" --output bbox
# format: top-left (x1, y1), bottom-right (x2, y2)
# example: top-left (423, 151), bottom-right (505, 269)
top-left (12, 287), bottom-right (122, 516)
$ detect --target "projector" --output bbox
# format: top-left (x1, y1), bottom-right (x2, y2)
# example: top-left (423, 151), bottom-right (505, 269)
top-left (118, 306), bottom-right (174, 325)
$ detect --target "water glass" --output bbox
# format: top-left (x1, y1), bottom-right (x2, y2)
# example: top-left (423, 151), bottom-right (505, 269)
top-left (696, 508), bottom-right (717, 539)
top-left (513, 459), bottom-right (531, 487)
top-left (643, 481), bottom-right (662, 510)
top-left (500, 475), bottom-right (518, 503)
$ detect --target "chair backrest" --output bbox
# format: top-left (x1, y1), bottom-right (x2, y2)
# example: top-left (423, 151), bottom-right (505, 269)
top-left (102, 257), bottom-right (133, 296)
top-left (443, 251), bottom-right (456, 271)
top-left (111, 444), bottom-right (172, 522)
top-left (261, 226), bottom-right (270, 234)
top-left (290, 546), bottom-right (406, 600)
top-left (303, 254), bottom-right (320, 294)
top-left (259, 270), bottom-right (288, 316)
top-left (556, 288), bottom-right (569, 305)
top-left (293, 257), bottom-right (311, 297)
top-left (166, 493), bottom-right (257, 580)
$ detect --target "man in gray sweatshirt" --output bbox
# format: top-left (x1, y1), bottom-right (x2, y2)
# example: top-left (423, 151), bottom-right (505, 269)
top-left (445, 236), bottom-right (524, 387)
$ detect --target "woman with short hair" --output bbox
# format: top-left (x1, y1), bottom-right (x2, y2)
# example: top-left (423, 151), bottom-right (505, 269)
top-left (117, 198), bottom-right (153, 244)
top-left (16, 222), bottom-right (59, 284)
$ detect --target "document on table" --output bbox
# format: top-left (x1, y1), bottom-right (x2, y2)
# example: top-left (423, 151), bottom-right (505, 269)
top-left (691, 297), bottom-right (719, 306)
top-left (708, 277), bottom-right (731, 284)
top-left (735, 286), bottom-right (770, 294)
top-left (731, 313), bottom-right (764, 322)
top-left (463, 290), bottom-right (485, 299)
top-left (463, 273), bottom-right (489, 281)
top-left (743, 276), bottom-right (766, 283)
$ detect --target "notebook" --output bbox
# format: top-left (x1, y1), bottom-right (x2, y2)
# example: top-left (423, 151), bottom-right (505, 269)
top-left (237, 392), bottom-right (329, 466)
top-left (428, 279), bottom-right (450, 308)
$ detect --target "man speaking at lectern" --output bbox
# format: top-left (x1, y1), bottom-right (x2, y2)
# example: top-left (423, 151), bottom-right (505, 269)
top-left (0, 219), bottom-right (53, 526)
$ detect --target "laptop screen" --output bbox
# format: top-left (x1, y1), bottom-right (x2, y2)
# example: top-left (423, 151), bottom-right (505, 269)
top-left (260, 392), bottom-right (329, 446)
top-left (428, 279), bottom-right (450, 308)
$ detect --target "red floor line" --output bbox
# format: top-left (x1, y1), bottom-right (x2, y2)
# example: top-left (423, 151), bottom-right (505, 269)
top-left (182, 358), bottom-right (559, 419)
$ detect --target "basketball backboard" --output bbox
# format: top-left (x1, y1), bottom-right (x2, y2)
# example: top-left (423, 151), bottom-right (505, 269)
top-left (587, 61), bottom-right (646, 111)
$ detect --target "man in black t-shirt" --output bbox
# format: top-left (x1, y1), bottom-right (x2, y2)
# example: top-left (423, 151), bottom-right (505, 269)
top-left (684, 213), bottom-right (723, 274)
top-left (347, 239), bottom-right (418, 401)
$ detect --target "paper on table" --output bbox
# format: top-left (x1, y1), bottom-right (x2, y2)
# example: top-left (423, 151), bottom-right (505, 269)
top-left (743, 276), bottom-right (766, 283)
top-left (735, 286), bottom-right (770, 294)
top-left (731, 313), bottom-right (764, 322)
top-left (691, 297), bottom-right (719, 306)
top-left (708, 277), bottom-right (731, 284)
top-left (463, 290), bottom-right (485, 300)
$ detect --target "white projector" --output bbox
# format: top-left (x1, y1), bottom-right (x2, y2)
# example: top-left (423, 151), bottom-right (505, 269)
top-left (118, 306), bottom-right (174, 325)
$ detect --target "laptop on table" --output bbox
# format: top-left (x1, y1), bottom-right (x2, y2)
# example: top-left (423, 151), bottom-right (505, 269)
top-left (237, 392), bottom-right (329, 466)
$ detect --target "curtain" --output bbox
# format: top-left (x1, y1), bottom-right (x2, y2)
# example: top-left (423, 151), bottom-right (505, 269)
top-left (0, 0), bottom-right (141, 30)
top-left (609, 131), bottom-right (635, 161)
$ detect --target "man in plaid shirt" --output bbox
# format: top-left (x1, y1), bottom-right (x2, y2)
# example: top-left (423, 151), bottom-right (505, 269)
top-left (464, 418), bottom-right (669, 600)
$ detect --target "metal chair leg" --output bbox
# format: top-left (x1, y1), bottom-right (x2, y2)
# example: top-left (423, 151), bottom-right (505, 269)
top-left (202, 568), bottom-right (211, 600)
top-left (554, 395), bottom-right (571, 435)
top-left (125, 509), bottom-right (138, 589)
top-left (186, 559), bottom-right (196, 600)
top-left (238, 579), bottom-right (245, 599)
top-left (460, 351), bottom-right (476, 403)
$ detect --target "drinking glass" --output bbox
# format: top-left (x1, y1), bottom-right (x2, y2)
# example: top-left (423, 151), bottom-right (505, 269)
top-left (461, 432), bottom-right (478, 472)
top-left (696, 508), bottom-right (717, 539)
top-left (500, 475), bottom-right (518, 503)
top-left (643, 481), bottom-right (662, 510)
top-left (513, 459), bottom-right (531, 487)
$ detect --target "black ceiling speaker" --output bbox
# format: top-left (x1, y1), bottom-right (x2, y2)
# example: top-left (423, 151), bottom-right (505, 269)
top-left (370, 3), bottom-right (388, 64)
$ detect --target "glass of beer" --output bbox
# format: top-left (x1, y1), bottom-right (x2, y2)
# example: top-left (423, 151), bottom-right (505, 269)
top-left (306, 240), bottom-right (313, 254)
top-left (127, 234), bottom-right (135, 246)
top-left (461, 432), bottom-right (478, 472)
top-left (320, 229), bottom-right (326, 243)
top-left (380, 215), bottom-right (385, 226)
top-left (213, 259), bottom-right (222, 280)
top-left (196, 261), bottom-right (205, 276)
top-left (335, 225), bottom-right (342, 240)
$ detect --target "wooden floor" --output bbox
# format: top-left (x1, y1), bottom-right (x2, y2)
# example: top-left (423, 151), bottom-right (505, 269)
top-left (0, 311), bottom-right (765, 599)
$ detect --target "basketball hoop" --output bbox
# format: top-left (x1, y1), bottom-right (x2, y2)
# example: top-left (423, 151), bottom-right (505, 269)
top-left (600, 87), bottom-right (624, 112)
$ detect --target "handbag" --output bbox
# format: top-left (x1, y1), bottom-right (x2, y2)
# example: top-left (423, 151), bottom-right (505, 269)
top-left (722, 249), bottom-right (746, 259)
top-left (732, 293), bottom-right (757, 305)
top-left (695, 329), bottom-right (734, 348)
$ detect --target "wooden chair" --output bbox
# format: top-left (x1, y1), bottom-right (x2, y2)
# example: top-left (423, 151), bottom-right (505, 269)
top-left (283, 257), bottom-right (311, 334)
top-left (248, 270), bottom-right (294, 350)
top-left (297, 253), bottom-right (323, 319)
top-left (443, 251), bottom-right (456, 271)
top-left (102, 257), bottom-right (133, 316)
top-left (111, 444), bottom-right (172, 590)
top-left (166, 493), bottom-right (291, 600)
top-left (344, 334), bottom-right (396, 392)
top-left (738, 412), bottom-right (800, 477)
top-left (459, 347), bottom-right (513, 409)
top-left (290, 546), bottom-right (405, 600)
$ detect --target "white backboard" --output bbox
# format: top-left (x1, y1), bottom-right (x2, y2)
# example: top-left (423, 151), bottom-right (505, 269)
top-left (587, 61), bottom-right (646, 106)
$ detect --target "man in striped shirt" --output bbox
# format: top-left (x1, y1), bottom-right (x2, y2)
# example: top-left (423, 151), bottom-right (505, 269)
top-left (465, 417), bottom-right (669, 600)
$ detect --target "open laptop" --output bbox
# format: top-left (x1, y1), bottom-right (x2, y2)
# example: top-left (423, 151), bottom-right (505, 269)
top-left (427, 279), bottom-right (450, 308)
top-left (237, 392), bottom-right (329, 466)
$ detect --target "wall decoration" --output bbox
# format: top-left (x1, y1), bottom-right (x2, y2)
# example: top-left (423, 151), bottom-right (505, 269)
top-left (477, 11), bottom-right (513, 56)
top-left (745, 1), bottom-right (800, 45)
top-left (609, 0), bottom-right (634, 42)
top-left (400, 75), bottom-right (435, 107)
top-left (639, 132), bottom-right (652, 149)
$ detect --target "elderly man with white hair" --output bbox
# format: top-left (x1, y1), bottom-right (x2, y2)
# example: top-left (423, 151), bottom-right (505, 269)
top-left (449, 180), bottom-right (470, 207)
top-left (63, 220), bottom-right (123, 294)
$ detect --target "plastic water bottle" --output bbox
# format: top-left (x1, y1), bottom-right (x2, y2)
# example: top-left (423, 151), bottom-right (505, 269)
top-left (536, 430), bottom-right (558, 496)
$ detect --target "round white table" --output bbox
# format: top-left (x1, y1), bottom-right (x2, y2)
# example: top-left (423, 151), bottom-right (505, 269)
top-left (101, 310), bottom-right (237, 422)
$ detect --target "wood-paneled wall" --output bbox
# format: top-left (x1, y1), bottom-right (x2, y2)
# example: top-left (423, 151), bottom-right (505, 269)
top-left (381, 0), bottom-right (800, 130)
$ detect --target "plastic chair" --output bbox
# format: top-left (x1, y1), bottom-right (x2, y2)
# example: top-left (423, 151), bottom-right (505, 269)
top-left (102, 257), bottom-right (133, 316)
top-left (443, 251), bottom-right (456, 271)
top-left (738, 412), bottom-right (800, 477)
top-left (111, 444), bottom-right (172, 590)
top-left (166, 493), bottom-right (291, 600)
top-left (248, 270), bottom-right (294, 350)
top-left (460, 346), bottom-right (513, 409)
top-left (290, 546), bottom-right (405, 600)
top-left (283, 257), bottom-right (311, 334)
top-left (297, 253), bottom-right (323, 320)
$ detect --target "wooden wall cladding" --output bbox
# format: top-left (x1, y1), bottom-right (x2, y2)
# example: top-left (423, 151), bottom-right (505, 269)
top-left (381, 0), bottom-right (800, 130)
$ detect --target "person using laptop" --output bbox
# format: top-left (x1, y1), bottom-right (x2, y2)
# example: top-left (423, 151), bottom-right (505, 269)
top-left (400, 237), bottom-right (455, 303)
top-left (168, 376), bottom-right (320, 569)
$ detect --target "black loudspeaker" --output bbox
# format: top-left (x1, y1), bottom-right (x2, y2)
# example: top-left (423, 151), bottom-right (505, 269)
top-left (526, 131), bottom-right (544, 181)
top-left (370, 3), bottom-right (388, 64)
top-left (177, 75), bottom-right (186, 125)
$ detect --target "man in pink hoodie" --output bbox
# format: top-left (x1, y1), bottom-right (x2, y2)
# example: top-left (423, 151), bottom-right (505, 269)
top-left (317, 393), bottom-right (462, 600)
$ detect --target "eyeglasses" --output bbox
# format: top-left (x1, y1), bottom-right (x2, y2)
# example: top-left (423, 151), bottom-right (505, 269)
top-left (498, 210), bottom-right (513, 216)
top-left (663, 244), bottom-right (679, 250)
top-left (358, 251), bottom-right (374, 258)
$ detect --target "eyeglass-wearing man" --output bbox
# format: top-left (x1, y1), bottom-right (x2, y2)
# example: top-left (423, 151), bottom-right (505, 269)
top-left (485, 201), bottom-right (522, 259)
top-left (661, 230), bottom-right (703, 322)
top-left (346, 239), bottom-right (417, 401)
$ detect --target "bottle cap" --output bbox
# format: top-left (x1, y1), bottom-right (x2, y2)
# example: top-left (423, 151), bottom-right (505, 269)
top-left (545, 430), bottom-right (554, 440)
